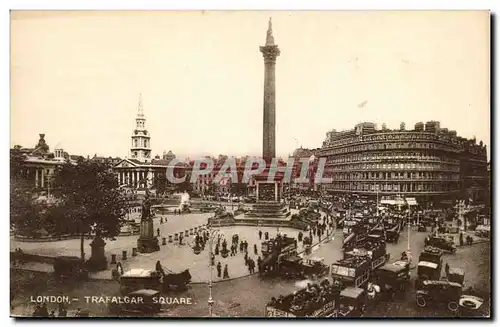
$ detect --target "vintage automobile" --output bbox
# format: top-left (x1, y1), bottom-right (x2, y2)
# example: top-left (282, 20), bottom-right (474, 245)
top-left (458, 295), bottom-right (486, 317)
top-left (119, 269), bottom-right (162, 295)
top-left (278, 256), bottom-right (306, 279)
top-left (425, 236), bottom-right (456, 254)
top-left (416, 280), bottom-right (462, 312)
top-left (418, 246), bottom-right (443, 266)
top-left (385, 225), bottom-right (400, 243)
top-left (53, 256), bottom-right (88, 280)
top-left (447, 268), bottom-right (465, 286)
top-left (337, 287), bottom-right (367, 317)
top-left (368, 226), bottom-right (386, 241)
top-left (417, 223), bottom-right (427, 232)
top-left (372, 260), bottom-right (411, 298)
top-left (108, 289), bottom-right (162, 315)
top-left (301, 257), bottom-right (330, 277)
top-left (415, 261), bottom-right (441, 289)
top-left (474, 225), bottom-right (490, 238)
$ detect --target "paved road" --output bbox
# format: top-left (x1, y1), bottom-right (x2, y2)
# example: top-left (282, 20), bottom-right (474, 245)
top-left (11, 230), bottom-right (490, 317)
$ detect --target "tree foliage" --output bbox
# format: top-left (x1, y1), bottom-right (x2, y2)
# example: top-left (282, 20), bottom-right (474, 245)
top-left (10, 148), bottom-right (43, 236)
top-left (154, 173), bottom-right (167, 195)
top-left (51, 160), bottom-right (127, 240)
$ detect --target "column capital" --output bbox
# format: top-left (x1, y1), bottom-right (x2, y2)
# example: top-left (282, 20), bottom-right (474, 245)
top-left (260, 45), bottom-right (280, 63)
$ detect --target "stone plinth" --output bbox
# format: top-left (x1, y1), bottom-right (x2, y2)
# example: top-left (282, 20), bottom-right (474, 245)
top-left (245, 169), bottom-right (289, 219)
top-left (87, 236), bottom-right (108, 271)
top-left (137, 219), bottom-right (159, 253)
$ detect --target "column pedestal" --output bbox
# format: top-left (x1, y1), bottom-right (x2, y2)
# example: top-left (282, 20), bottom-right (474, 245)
top-left (87, 236), bottom-right (108, 271)
top-left (137, 219), bottom-right (159, 253)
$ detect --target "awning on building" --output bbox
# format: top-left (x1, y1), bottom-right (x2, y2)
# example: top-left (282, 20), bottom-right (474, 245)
top-left (406, 197), bottom-right (418, 206)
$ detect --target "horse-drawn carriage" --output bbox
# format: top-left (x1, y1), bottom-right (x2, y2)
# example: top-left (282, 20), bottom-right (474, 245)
top-left (117, 262), bottom-right (191, 295)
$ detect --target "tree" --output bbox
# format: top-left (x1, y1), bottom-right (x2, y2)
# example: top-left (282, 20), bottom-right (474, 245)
top-left (51, 161), bottom-right (126, 263)
top-left (10, 148), bottom-right (41, 235)
top-left (154, 173), bottom-right (167, 195)
top-left (175, 179), bottom-right (193, 193)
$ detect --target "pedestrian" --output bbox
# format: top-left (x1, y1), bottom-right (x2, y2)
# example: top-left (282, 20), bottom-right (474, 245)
top-left (75, 308), bottom-right (81, 317)
top-left (157, 228), bottom-right (160, 237)
top-left (459, 232), bottom-right (464, 247)
top-left (58, 304), bottom-right (67, 317)
top-left (32, 304), bottom-right (41, 317)
top-left (249, 259), bottom-right (255, 274)
top-left (265, 232), bottom-right (269, 240)
top-left (254, 244), bottom-right (258, 255)
top-left (259, 230), bottom-right (262, 240)
top-left (223, 264), bottom-right (229, 279)
top-left (257, 256), bottom-right (262, 272)
top-left (244, 252), bottom-right (248, 266)
top-left (49, 311), bottom-right (56, 317)
top-left (445, 262), bottom-right (450, 276)
top-left (239, 241), bottom-right (244, 252)
top-left (40, 303), bottom-right (48, 317)
top-left (217, 262), bottom-right (222, 277)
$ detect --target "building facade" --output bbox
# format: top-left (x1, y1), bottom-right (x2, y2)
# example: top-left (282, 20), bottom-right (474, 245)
top-left (318, 121), bottom-right (488, 204)
top-left (130, 94), bottom-right (151, 162)
top-left (12, 134), bottom-right (84, 191)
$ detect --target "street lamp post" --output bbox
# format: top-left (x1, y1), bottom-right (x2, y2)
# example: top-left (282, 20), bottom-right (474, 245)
top-left (407, 202), bottom-right (411, 252)
top-left (206, 223), bottom-right (219, 317)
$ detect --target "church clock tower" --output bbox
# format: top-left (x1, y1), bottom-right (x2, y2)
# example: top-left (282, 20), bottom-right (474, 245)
top-left (130, 94), bottom-right (151, 162)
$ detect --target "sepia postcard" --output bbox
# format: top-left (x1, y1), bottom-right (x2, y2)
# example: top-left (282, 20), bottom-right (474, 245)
top-left (10, 10), bottom-right (491, 318)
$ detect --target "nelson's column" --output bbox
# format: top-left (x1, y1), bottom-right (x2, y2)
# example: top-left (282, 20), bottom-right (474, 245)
top-left (260, 18), bottom-right (280, 162)
top-left (245, 18), bottom-right (289, 217)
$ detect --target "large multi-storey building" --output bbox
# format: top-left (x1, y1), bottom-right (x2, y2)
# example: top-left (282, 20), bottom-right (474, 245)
top-left (318, 121), bottom-right (488, 204)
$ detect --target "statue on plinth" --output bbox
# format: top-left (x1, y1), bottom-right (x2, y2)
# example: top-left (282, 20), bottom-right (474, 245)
top-left (137, 189), bottom-right (160, 253)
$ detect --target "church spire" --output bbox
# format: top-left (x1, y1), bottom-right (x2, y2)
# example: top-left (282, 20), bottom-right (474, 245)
top-left (265, 17), bottom-right (275, 46)
top-left (137, 93), bottom-right (144, 118)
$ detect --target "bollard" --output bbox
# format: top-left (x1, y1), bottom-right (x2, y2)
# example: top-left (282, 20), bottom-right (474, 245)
top-left (194, 227), bottom-right (198, 233)
top-left (122, 250), bottom-right (127, 260)
top-left (132, 248), bottom-right (138, 257)
top-left (168, 235), bottom-right (173, 243)
top-left (185, 230), bottom-right (189, 237)
top-left (189, 228), bottom-right (194, 235)
top-left (180, 232), bottom-right (184, 238)
top-left (162, 237), bottom-right (167, 245)
top-left (174, 233), bottom-right (179, 241)
top-left (111, 254), bottom-right (117, 264)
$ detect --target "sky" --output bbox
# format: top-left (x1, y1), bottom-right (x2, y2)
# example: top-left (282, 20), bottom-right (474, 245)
top-left (10, 10), bottom-right (491, 159)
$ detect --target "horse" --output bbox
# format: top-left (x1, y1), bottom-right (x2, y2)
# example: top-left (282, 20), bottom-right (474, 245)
top-left (162, 269), bottom-right (192, 291)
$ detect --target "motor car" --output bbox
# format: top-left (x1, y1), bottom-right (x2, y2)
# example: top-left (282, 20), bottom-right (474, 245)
top-left (337, 287), bottom-right (367, 317)
top-left (108, 289), bottom-right (162, 315)
top-left (372, 260), bottom-right (410, 298)
top-left (447, 267), bottom-right (465, 286)
top-left (425, 236), bottom-right (456, 253)
top-left (415, 261), bottom-right (441, 289)
top-left (416, 280), bottom-right (462, 312)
